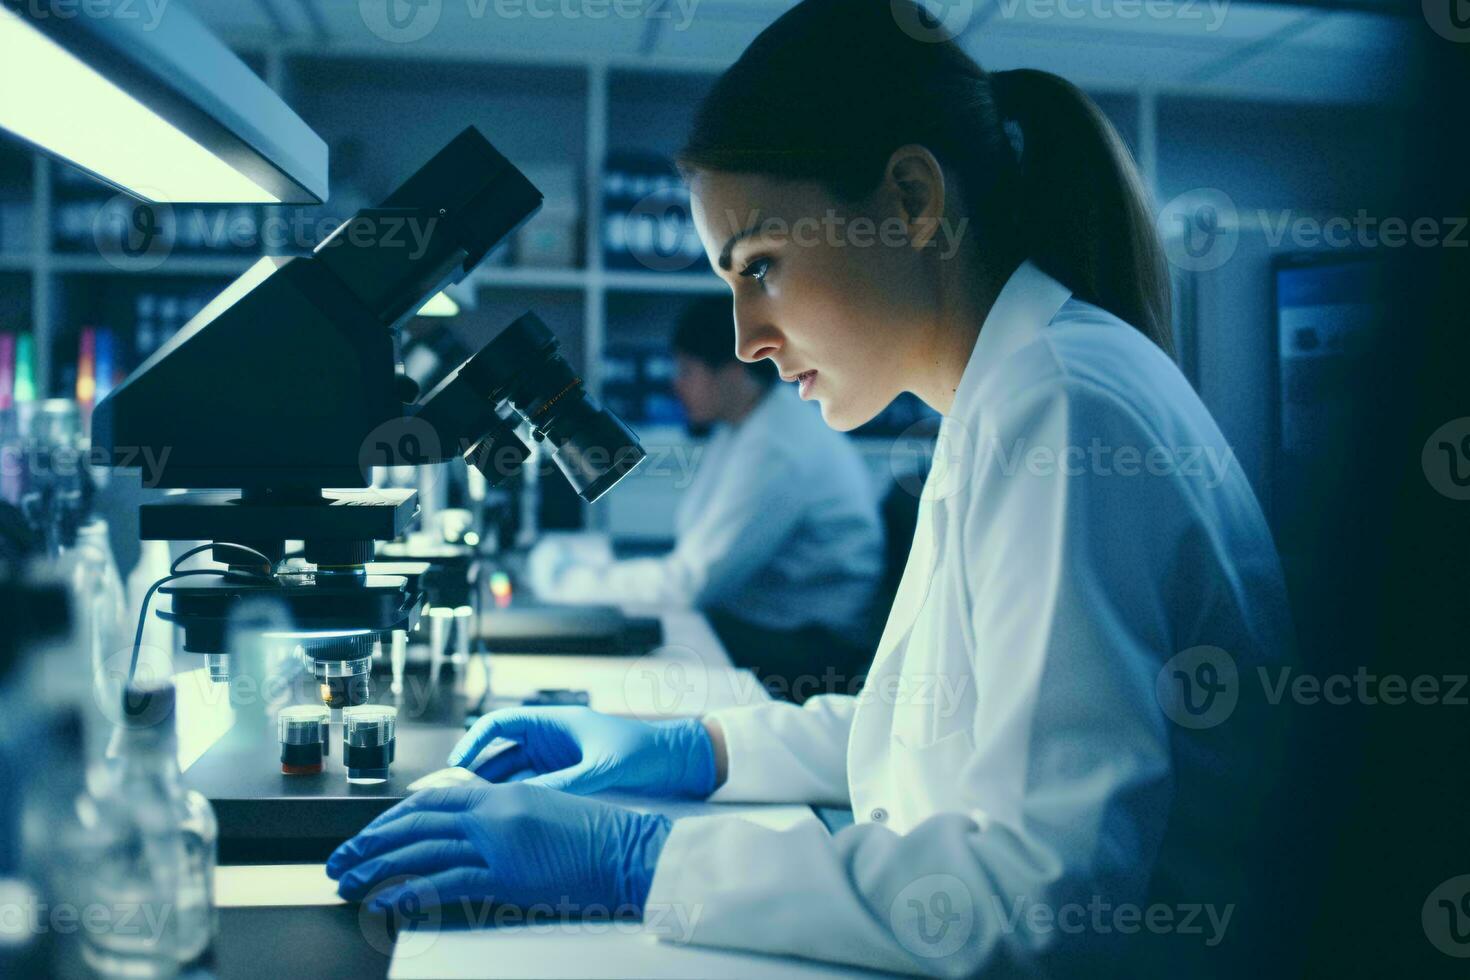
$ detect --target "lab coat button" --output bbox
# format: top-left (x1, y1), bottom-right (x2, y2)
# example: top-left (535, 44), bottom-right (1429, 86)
top-left (870, 807), bottom-right (888, 822)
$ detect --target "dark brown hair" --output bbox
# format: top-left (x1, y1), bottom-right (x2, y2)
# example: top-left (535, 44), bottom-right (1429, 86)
top-left (678, 0), bottom-right (1174, 357)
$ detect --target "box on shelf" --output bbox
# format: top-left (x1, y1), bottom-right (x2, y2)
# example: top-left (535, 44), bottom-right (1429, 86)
top-left (602, 153), bottom-right (706, 275)
top-left (514, 163), bottom-right (580, 269)
top-left (0, 203), bottom-right (32, 255)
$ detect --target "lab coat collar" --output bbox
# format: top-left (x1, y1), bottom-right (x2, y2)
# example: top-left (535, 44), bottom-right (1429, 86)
top-left (950, 259), bottom-right (1073, 421)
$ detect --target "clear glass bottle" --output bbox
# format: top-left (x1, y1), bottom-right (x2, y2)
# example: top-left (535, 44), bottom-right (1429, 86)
top-left (85, 681), bottom-right (217, 977)
top-left (177, 782), bottom-right (219, 967)
top-left (4, 697), bottom-right (58, 976)
top-left (23, 707), bottom-right (100, 977)
top-left (67, 519), bottom-right (130, 681)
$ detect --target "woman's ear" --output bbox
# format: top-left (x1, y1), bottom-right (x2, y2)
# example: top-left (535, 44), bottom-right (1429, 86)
top-left (884, 144), bottom-right (947, 251)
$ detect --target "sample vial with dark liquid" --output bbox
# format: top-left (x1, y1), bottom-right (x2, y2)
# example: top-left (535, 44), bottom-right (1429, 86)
top-left (343, 705), bottom-right (397, 784)
top-left (279, 705), bottom-right (331, 775)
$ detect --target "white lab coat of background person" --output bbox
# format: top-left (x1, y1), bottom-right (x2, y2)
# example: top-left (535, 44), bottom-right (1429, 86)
top-left (531, 383), bottom-right (884, 649)
top-left (643, 261), bottom-right (1294, 977)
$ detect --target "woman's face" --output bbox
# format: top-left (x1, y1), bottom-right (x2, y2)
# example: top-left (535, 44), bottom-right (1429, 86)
top-left (689, 170), bottom-right (935, 431)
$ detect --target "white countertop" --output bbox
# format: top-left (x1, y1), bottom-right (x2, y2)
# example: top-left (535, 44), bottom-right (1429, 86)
top-left (214, 607), bottom-right (877, 978)
top-left (485, 608), bottom-right (768, 719)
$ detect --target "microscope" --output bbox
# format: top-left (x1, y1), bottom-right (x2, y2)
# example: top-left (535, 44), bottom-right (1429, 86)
top-left (91, 127), bottom-right (646, 714)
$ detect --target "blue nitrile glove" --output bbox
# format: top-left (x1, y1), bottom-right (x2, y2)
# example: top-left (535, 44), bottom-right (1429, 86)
top-left (447, 706), bottom-right (715, 799)
top-left (327, 782), bottom-right (671, 916)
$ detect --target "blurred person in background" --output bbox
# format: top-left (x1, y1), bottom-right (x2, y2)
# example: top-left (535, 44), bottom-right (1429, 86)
top-left (530, 296), bottom-right (884, 702)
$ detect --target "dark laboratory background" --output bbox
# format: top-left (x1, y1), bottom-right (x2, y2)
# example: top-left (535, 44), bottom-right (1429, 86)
top-left (0, 0), bottom-right (1466, 976)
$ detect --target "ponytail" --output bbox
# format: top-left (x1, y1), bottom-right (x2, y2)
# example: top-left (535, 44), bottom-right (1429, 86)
top-left (990, 69), bottom-right (1174, 356)
top-left (680, 0), bottom-right (1174, 358)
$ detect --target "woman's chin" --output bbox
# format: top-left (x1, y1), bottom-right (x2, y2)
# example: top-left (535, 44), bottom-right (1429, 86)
top-left (816, 396), bottom-right (877, 433)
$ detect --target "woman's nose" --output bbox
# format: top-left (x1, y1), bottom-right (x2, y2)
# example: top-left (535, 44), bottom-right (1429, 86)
top-left (734, 305), bottom-right (781, 364)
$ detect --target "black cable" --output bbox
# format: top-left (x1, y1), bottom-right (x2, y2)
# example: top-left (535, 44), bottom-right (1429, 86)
top-left (169, 542), bottom-right (273, 576)
top-left (125, 543), bottom-right (277, 690)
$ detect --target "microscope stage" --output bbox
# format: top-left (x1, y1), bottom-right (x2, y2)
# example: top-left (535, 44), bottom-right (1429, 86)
top-left (140, 488), bottom-right (418, 542)
top-left (184, 712), bottom-right (471, 864)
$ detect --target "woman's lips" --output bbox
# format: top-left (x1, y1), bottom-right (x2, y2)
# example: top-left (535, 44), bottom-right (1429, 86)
top-left (779, 368), bottom-right (819, 399)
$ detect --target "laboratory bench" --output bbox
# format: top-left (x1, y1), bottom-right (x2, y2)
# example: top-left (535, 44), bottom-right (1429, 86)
top-left (182, 603), bottom-right (754, 864)
top-left (195, 607), bottom-right (884, 979)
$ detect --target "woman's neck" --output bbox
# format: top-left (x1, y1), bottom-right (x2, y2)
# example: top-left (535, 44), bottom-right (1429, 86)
top-left (909, 253), bottom-right (1016, 416)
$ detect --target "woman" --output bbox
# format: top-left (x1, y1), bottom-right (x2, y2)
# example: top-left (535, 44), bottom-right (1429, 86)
top-left (328, 1), bottom-right (1293, 974)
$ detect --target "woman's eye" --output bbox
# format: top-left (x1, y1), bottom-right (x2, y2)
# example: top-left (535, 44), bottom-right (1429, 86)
top-left (740, 257), bottom-right (773, 284)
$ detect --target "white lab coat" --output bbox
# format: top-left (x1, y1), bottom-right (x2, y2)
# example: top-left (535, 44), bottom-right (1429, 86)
top-left (645, 261), bottom-right (1293, 976)
top-left (538, 384), bottom-right (884, 647)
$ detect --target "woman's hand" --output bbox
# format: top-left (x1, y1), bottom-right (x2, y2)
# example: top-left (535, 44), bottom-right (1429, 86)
top-left (447, 706), bottom-right (716, 799)
top-left (327, 782), bottom-right (671, 915)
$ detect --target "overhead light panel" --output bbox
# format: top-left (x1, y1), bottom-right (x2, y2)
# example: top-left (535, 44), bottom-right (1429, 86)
top-left (0, 0), bottom-right (327, 205)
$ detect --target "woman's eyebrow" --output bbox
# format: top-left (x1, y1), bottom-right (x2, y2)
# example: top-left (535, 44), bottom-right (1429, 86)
top-left (718, 226), bottom-right (763, 271)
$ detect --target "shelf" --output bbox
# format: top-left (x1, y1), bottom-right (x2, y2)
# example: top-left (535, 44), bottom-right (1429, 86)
top-left (0, 271), bottom-right (33, 334)
top-left (472, 267), bottom-right (588, 291)
top-left (49, 254), bottom-right (260, 276)
top-left (281, 56), bottom-right (588, 209)
top-left (5, 41), bottom-right (1414, 423)
top-left (602, 271), bottom-right (723, 295)
top-left (468, 267), bottom-right (725, 296)
top-left (608, 70), bottom-right (714, 160)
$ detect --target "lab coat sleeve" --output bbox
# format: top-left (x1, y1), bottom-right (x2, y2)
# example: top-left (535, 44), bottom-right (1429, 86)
top-left (704, 694), bottom-right (855, 806)
top-left (544, 438), bottom-right (808, 609)
top-left (645, 377), bottom-right (1181, 977)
